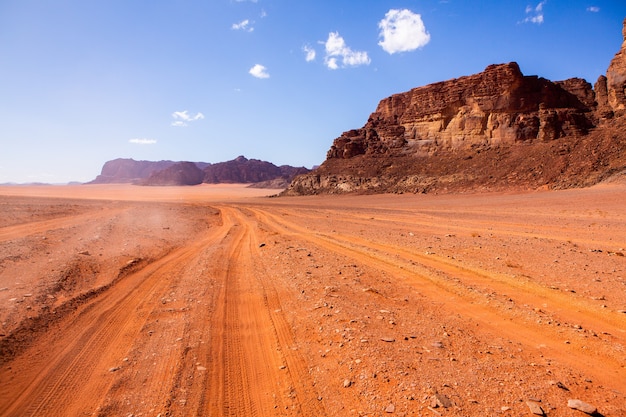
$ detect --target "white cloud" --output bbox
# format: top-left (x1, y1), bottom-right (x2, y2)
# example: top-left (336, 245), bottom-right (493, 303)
top-left (303, 45), bottom-right (316, 62)
top-left (323, 32), bottom-right (370, 70)
top-left (522, 1), bottom-right (547, 24)
top-left (378, 9), bottom-right (431, 54)
top-left (232, 19), bottom-right (253, 32)
top-left (587, 6), bottom-right (600, 12)
top-left (249, 64), bottom-right (270, 79)
top-left (129, 138), bottom-right (157, 145)
top-left (171, 110), bottom-right (205, 127)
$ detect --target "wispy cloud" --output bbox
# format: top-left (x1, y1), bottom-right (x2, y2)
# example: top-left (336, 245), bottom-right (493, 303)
top-left (171, 110), bottom-right (205, 127)
top-left (303, 45), bottom-right (316, 62)
top-left (323, 32), bottom-right (370, 70)
top-left (129, 138), bottom-right (157, 145)
top-left (586, 6), bottom-right (600, 12)
top-left (378, 9), bottom-right (430, 54)
top-left (232, 19), bottom-right (254, 32)
top-left (522, 1), bottom-right (547, 24)
top-left (249, 64), bottom-right (270, 79)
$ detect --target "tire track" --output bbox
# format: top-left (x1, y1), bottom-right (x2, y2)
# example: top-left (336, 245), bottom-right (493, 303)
top-left (249, 206), bottom-right (626, 395)
top-left (0, 219), bottom-right (231, 417)
top-left (204, 207), bottom-right (326, 417)
top-left (0, 206), bottom-right (128, 243)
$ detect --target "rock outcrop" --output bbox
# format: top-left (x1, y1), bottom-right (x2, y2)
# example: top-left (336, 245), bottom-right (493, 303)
top-left (326, 62), bottom-right (594, 159)
top-left (284, 19), bottom-right (626, 196)
top-left (605, 17), bottom-right (626, 116)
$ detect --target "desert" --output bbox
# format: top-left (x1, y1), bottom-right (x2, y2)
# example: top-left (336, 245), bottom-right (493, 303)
top-left (0, 182), bottom-right (625, 416)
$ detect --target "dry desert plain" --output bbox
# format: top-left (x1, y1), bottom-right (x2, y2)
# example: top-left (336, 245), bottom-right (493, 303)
top-left (0, 183), bottom-right (625, 417)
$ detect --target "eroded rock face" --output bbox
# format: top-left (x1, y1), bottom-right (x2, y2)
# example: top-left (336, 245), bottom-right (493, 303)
top-left (606, 18), bottom-right (626, 115)
top-left (325, 62), bottom-right (595, 161)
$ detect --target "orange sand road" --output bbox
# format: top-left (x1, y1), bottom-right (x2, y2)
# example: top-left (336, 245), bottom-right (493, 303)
top-left (0, 183), bottom-right (625, 416)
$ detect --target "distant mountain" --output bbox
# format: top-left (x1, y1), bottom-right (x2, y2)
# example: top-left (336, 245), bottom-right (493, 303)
top-left (89, 156), bottom-right (310, 188)
top-left (140, 161), bottom-right (205, 186)
top-left (88, 158), bottom-right (177, 184)
top-left (202, 156), bottom-right (310, 184)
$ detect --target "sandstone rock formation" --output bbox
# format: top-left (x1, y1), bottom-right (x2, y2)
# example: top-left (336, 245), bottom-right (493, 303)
top-left (605, 17), bottom-right (626, 116)
top-left (284, 19), bottom-right (626, 196)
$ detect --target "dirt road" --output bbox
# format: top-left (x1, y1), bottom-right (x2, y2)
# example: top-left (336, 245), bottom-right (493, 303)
top-left (0, 184), bottom-right (625, 416)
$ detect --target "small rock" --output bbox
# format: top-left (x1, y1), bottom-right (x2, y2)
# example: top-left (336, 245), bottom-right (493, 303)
top-left (343, 379), bottom-right (352, 388)
top-left (79, 250), bottom-right (91, 256)
top-left (431, 393), bottom-right (452, 408)
top-left (385, 403), bottom-right (395, 413)
top-left (108, 366), bottom-right (120, 372)
top-left (548, 380), bottom-right (569, 390)
top-left (567, 399), bottom-right (597, 415)
top-left (381, 337), bottom-right (395, 342)
top-left (259, 243), bottom-right (266, 248)
top-left (196, 366), bottom-right (206, 371)
top-left (526, 401), bottom-right (545, 416)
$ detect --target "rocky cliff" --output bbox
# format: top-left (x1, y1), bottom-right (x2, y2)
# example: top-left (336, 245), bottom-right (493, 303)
top-left (283, 18), bottom-right (626, 196)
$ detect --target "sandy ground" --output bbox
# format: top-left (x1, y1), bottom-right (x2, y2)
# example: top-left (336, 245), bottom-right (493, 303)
top-left (0, 183), bottom-right (624, 417)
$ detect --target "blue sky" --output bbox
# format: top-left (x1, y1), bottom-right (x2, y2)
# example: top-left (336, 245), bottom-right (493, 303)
top-left (1, 0), bottom-right (625, 183)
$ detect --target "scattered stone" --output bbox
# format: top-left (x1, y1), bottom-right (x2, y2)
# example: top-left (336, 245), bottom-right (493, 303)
top-left (501, 406), bottom-right (511, 411)
top-left (196, 366), bottom-right (206, 371)
top-left (526, 401), bottom-right (545, 416)
top-left (567, 399), bottom-right (597, 415)
top-left (385, 403), bottom-right (395, 413)
top-left (343, 379), bottom-right (352, 388)
top-left (108, 366), bottom-right (120, 372)
top-left (259, 243), bottom-right (266, 248)
top-left (79, 250), bottom-right (91, 256)
top-left (381, 337), bottom-right (395, 342)
top-left (548, 380), bottom-right (569, 390)
top-left (432, 341), bottom-right (444, 348)
top-left (431, 393), bottom-right (452, 408)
